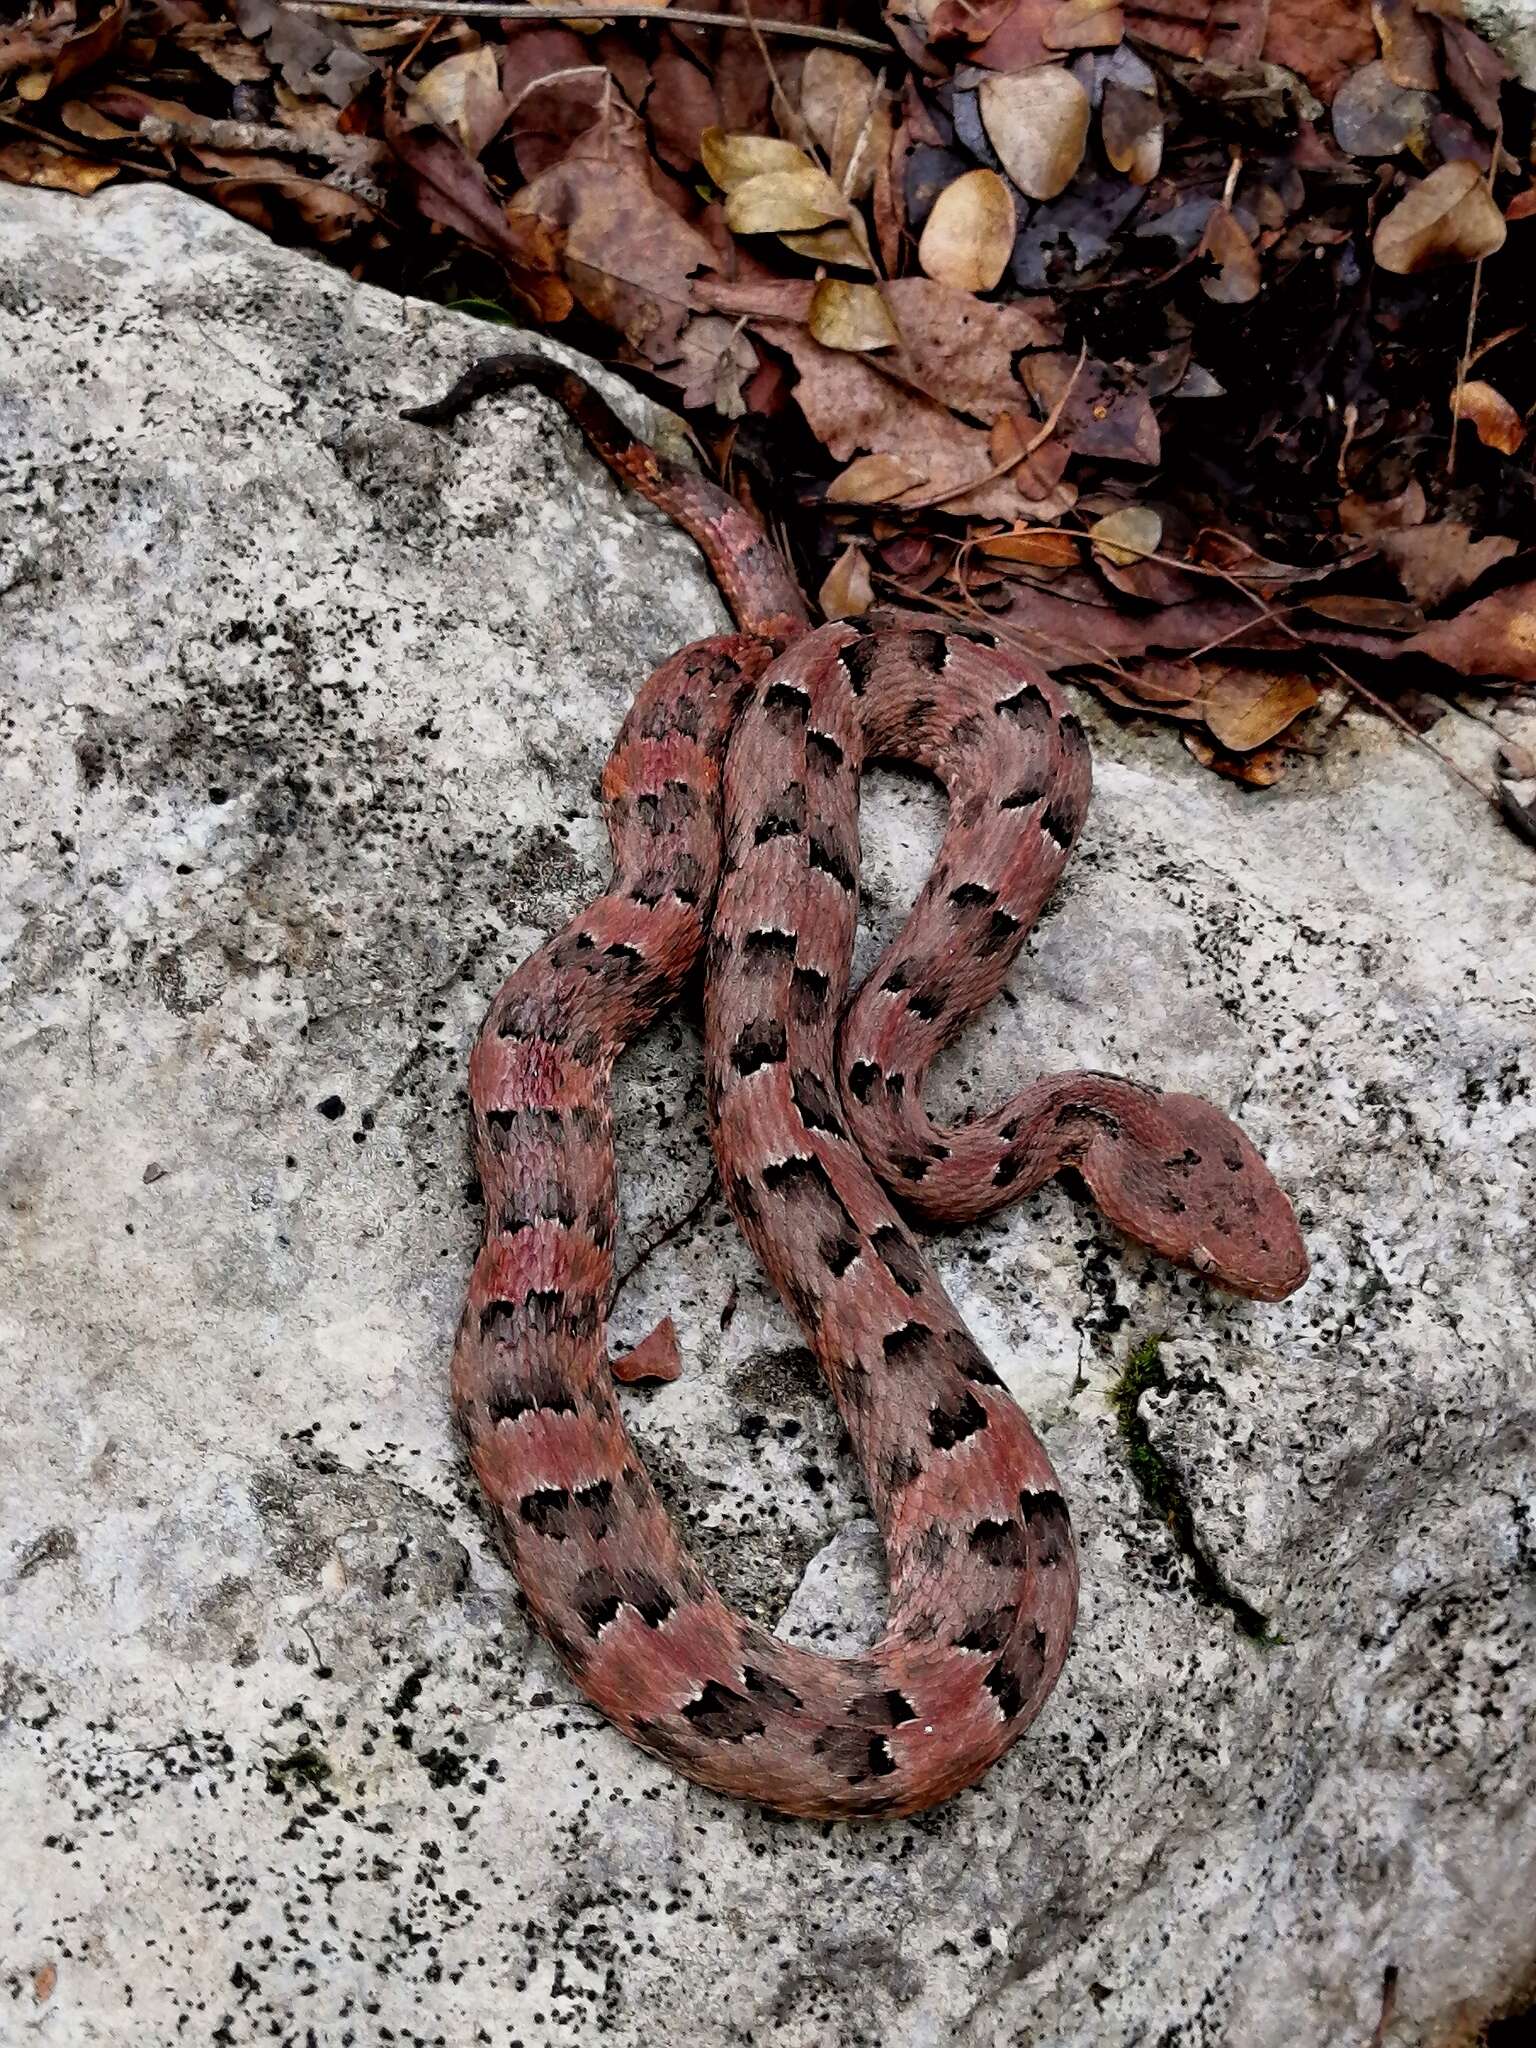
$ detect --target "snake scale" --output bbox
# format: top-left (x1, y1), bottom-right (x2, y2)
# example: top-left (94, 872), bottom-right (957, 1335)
top-left (405, 354), bottom-right (1308, 1821)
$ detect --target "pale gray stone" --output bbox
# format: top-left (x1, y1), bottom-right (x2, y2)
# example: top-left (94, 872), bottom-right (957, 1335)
top-left (2, 184), bottom-right (1533, 2048)
top-left (1469, 0), bottom-right (1536, 85)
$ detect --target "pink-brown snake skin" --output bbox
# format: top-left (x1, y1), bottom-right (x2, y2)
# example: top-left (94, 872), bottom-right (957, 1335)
top-left (404, 355), bottom-right (1308, 1820)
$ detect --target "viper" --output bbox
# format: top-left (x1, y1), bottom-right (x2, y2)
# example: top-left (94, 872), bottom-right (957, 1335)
top-left (404, 354), bottom-right (1307, 1820)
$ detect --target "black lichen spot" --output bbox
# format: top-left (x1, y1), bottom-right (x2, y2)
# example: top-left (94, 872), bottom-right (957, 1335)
top-left (969, 1517), bottom-right (1029, 1568)
top-left (316, 1094), bottom-right (345, 1121)
top-left (732, 1017), bottom-right (788, 1076)
top-left (872, 1222), bottom-right (925, 1296)
top-left (680, 1680), bottom-right (765, 1742)
top-left (743, 1665), bottom-right (803, 1712)
top-left (930, 1389), bottom-right (988, 1450)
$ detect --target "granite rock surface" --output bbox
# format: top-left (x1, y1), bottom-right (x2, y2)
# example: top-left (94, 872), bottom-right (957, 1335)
top-left (3, 185), bottom-right (1534, 2048)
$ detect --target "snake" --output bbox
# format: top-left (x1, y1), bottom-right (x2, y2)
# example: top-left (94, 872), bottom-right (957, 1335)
top-left (404, 353), bottom-right (1308, 1821)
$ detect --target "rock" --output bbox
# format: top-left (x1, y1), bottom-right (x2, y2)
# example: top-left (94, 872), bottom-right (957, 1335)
top-left (1468, 0), bottom-right (1536, 87)
top-left (3, 183), bottom-right (1534, 2047)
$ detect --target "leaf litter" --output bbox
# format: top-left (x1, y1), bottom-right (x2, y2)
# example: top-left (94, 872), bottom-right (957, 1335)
top-left (3, 0), bottom-right (1533, 819)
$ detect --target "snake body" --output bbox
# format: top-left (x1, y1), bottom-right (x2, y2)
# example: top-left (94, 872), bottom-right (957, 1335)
top-left (407, 356), bottom-right (1307, 1820)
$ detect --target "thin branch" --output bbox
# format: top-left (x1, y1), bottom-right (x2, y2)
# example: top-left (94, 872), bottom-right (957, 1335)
top-left (284, 1), bottom-right (892, 52)
top-left (610, 1171), bottom-right (718, 1305)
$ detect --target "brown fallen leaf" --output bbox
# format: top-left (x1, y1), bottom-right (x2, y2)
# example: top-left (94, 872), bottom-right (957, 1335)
top-left (809, 278), bottom-right (900, 352)
top-left (1260, 0), bottom-right (1377, 103)
top-left (917, 168), bottom-right (1015, 290)
top-left (1304, 593), bottom-right (1425, 633)
top-left (1091, 504), bottom-right (1162, 566)
top-left (385, 100), bottom-right (569, 322)
top-left (1184, 730), bottom-right (1293, 785)
top-left (14, 0), bottom-right (125, 102)
top-left (978, 64), bottom-right (1089, 201)
top-left (1452, 379), bottom-right (1526, 455)
top-left (405, 46), bottom-right (507, 160)
top-left (1374, 523), bottom-right (1520, 609)
top-left (0, 135), bottom-right (117, 192)
top-left (1374, 160), bottom-right (1508, 273)
top-left (799, 49), bottom-right (890, 201)
top-left (1372, 0), bottom-right (1438, 92)
top-left (1120, 656), bottom-right (1204, 704)
top-left (1200, 206), bottom-right (1261, 303)
top-left (982, 528), bottom-right (1082, 566)
top-left (820, 542), bottom-right (875, 618)
top-left (1402, 581), bottom-right (1536, 682)
top-left (1100, 78), bottom-right (1163, 183)
top-left (1202, 666), bottom-right (1321, 750)
top-left (1439, 16), bottom-right (1511, 133)
top-left (1331, 59), bottom-right (1434, 158)
top-left (1046, 0), bottom-right (1125, 50)
top-left (726, 164), bottom-right (851, 235)
top-left (646, 40), bottom-right (721, 175)
top-left (827, 453), bottom-right (929, 502)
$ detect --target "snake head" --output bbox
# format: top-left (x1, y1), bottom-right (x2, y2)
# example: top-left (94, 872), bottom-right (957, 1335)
top-left (1078, 1090), bottom-right (1309, 1302)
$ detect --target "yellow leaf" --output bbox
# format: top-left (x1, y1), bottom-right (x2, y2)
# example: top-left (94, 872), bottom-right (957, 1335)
top-left (726, 165), bottom-right (850, 235)
top-left (978, 66), bottom-right (1089, 202)
top-left (982, 529), bottom-right (1082, 567)
top-left (1202, 669), bottom-right (1320, 752)
top-left (826, 453), bottom-right (927, 503)
top-left (808, 278), bottom-right (898, 352)
top-left (701, 128), bottom-right (814, 194)
top-left (1091, 505), bottom-right (1162, 567)
top-left (0, 138), bottom-right (117, 193)
top-left (820, 542), bottom-right (875, 618)
top-left (1452, 379), bottom-right (1526, 455)
top-left (780, 219), bottom-right (874, 270)
top-left (1101, 80), bottom-right (1162, 184)
top-left (917, 169), bottom-right (1016, 292)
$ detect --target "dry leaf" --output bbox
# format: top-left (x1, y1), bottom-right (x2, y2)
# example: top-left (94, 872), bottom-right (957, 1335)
top-left (780, 220), bottom-right (875, 270)
top-left (1303, 593), bottom-right (1425, 632)
top-left (700, 128), bottom-right (811, 192)
top-left (1184, 730), bottom-right (1292, 785)
top-left (726, 165), bottom-right (850, 235)
top-left (33, 1963), bottom-right (58, 2005)
top-left (1371, 0), bottom-right (1438, 91)
top-left (982, 528), bottom-right (1082, 566)
top-left (1100, 79), bottom-right (1162, 183)
top-left (820, 542), bottom-right (875, 618)
top-left (1331, 59), bottom-right (1434, 157)
top-left (1045, 0), bottom-right (1125, 49)
top-left (0, 136), bottom-right (117, 192)
top-left (1403, 582), bottom-right (1536, 681)
top-left (799, 49), bottom-right (890, 201)
top-left (1374, 161), bottom-right (1508, 273)
top-left (1452, 379), bottom-right (1526, 455)
top-left (808, 279), bottom-right (899, 352)
top-left (1200, 206), bottom-right (1261, 303)
top-left (1375, 523), bottom-right (1519, 609)
top-left (406, 46), bottom-right (505, 159)
top-left (917, 168), bottom-right (1016, 291)
top-left (1121, 657), bottom-right (1203, 704)
top-left (978, 64), bottom-right (1089, 201)
top-left (1202, 667), bottom-right (1321, 750)
top-left (1091, 505), bottom-right (1162, 566)
top-left (827, 453), bottom-right (928, 502)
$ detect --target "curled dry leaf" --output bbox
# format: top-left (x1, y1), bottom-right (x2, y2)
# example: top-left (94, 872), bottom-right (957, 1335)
top-left (726, 165), bottom-right (851, 235)
top-left (820, 542), bottom-right (875, 619)
top-left (406, 46), bottom-right (506, 160)
top-left (917, 168), bottom-right (1016, 291)
top-left (799, 49), bottom-right (890, 202)
top-left (978, 64), bottom-right (1089, 202)
top-left (700, 128), bottom-right (810, 193)
top-left (1200, 207), bottom-right (1261, 303)
top-left (0, 136), bottom-right (117, 192)
top-left (1091, 504), bottom-right (1162, 566)
top-left (1100, 78), bottom-right (1162, 183)
top-left (1045, 0), bottom-right (1125, 50)
top-left (827, 453), bottom-right (928, 503)
top-left (1374, 161), bottom-right (1508, 273)
top-left (1452, 379), bottom-right (1526, 455)
top-left (1184, 731), bottom-right (1292, 786)
top-left (1201, 667), bottom-right (1321, 752)
top-left (1403, 581), bottom-right (1536, 682)
top-left (1372, 0), bottom-right (1439, 92)
top-left (809, 279), bottom-right (899, 352)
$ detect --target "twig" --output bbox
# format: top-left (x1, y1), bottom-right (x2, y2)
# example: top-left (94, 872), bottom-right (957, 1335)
top-left (899, 344), bottom-right (1087, 513)
top-left (610, 1171), bottom-right (718, 1304)
top-left (1446, 115), bottom-right (1504, 483)
top-left (284, 1), bottom-right (892, 51)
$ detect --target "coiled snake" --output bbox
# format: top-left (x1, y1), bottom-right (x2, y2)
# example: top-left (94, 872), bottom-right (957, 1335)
top-left (405, 355), bottom-right (1307, 1821)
